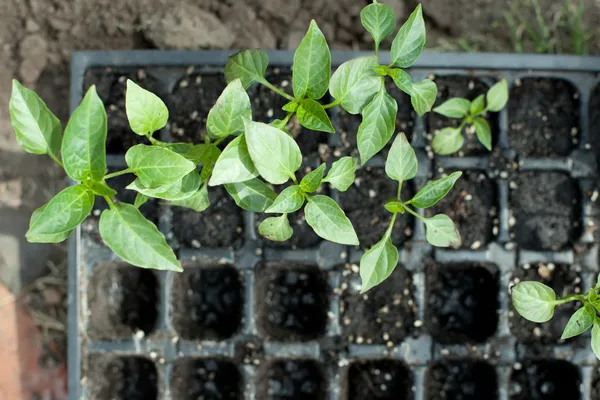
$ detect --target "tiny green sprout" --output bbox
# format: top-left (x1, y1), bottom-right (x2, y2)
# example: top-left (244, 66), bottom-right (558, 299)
top-left (432, 79), bottom-right (509, 155)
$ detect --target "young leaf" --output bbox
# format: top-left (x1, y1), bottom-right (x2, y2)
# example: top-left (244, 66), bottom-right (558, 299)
top-left (266, 185), bottom-right (305, 213)
top-left (357, 86), bottom-right (398, 164)
top-left (329, 56), bottom-right (383, 114)
top-left (225, 50), bottom-right (269, 89)
top-left (511, 281), bottom-right (557, 323)
top-left (28, 206), bottom-right (73, 243)
top-left (293, 20), bottom-right (331, 99)
top-left (423, 214), bottom-right (461, 247)
top-left (486, 79), bottom-right (509, 112)
top-left (209, 135), bottom-right (259, 186)
top-left (259, 214), bottom-right (294, 242)
top-left (134, 193), bottom-right (149, 208)
top-left (385, 133), bottom-right (417, 183)
top-left (593, 322), bottom-right (600, 361)
top-left (180, 143), bottom-right (218, 165)
top-left (596, 273), bottom-right (600, 289)
top-left (360, 233), bottom-right (398, 293)
top-left (410, 171), bottom-right (462, 208)
top-left (85, 178), bottom-right (117, 197)
top-left (323, 157), bottom-right (356, 192)
top-left (305, 195), bottom-right (359, 245)
top-left (62, 85), bottom-right (107, 182)
top-left (127, 171), bottom-right (201, 201)
top-left (171, 185), bottom-right (210, 212)
top-left (244, 120), bottom-right (302, 185)
top-left (561, 305), bottom-right (595, 339)
top-left (473, 117), bottom-right (492, 151)
top-left (99, 203), bottom-right (182, 272)
top-left (373, 65), bottom-right (389, 76)
top-left (26, 185), bottom-right (94, 242)
top-left (9, 80), bottom-right (61, 159)
top-left (390, 4), bottom-right (425, 68)
top-left (282, 101), bottom-right (299, 113)
top-left (206, 79), bottom-right (252, 138)
top-left (125, 80), bottom-right (169, 136)
top-left (360, 2), bottom-right (396, 52)
top-left (300, 164), bottom-right (326, 193)
top-left (296, 99), bottom-right (334, 133)
top-left (410, 79), bottom-right (437, 116)
top-left (125, 144), bottom-right (196, 188)
top-left (224, 178), bottom-right (277, 212)
top-left (433, 98), bottom-right (471, 118)
top-left (470, 94), bottom-right (485, 116)
top-left (432, 127), bottom-right (464, 155)
top-left (384, 201), bottom-right (405, 214)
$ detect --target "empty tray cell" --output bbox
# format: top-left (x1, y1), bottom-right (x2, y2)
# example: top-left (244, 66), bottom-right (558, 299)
top-left (426, 262), bottom-right (499, 344)
top-left (425, 169), bottom-right (497, 249)
top-left (509, 171), bottom-right (580, 251)
top-left (170, 264), bottom-right (243, 340)
top-left (257, 359), bottom-right (326, 400)
top-left (339, 263), bottom-right (415, 345)
top-left (347, 359), bottom-right (412, 400)
top-left (87, 263), bottom-right (158, 339)
top-left (508, 78), bottom-right (579, 157)
top-left (84, 67), bottom-right (164, 154)
top-left (427, 75), bottom-right (494, 156)
top-left (509, 263), bottom-right (582, 344)
top-left (172, 186), bottom-right (244, 249)
top-left (256, 263), bottom-right (329, 341)
top-left (170, 71), bottom-right (227, 143)
top-left (425, 360), bottom-right (498, 400)
top-left (87, 355), bottom-right (158, 400)
top-left (170, 358), bottom-right (242, 400)
top-left (338, 167), bottom-right (414, 248)
top-left (510, 360), bottom-right (580, 399)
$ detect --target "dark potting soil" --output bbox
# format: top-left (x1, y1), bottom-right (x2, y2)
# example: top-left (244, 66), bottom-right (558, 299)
top-left (347, 359), bottom-right (412, 400)
top-left (258, 359), bottom-right (326, 400)
top-left (589, 84), bottom-right (600, 156)
top-left (508, 78), bottom-right (579, 157)
top-left (339, 263), bottom-right (416, 345)
top-left (87, 355), bottom-right (158, 400)
top-left (509, 360), bottom-right (580, 400)
top-left (426, 169), bottom-right (497, 249)
top-left (425, 262), bottom-right (499, 344)
top-left (87, 263), bottom-right (158, 340)
top-left (170, 265), bottom-right (243, 340)
top-left (255, 263), bottom-right (329, 341)
top-left (509, 263), bottom-right (582, 345)
top-left (338, 167), bottom-right (414, 248)
top-left (591, 365), bottom-right (600, 400)
top-left (425, 360), bottom-right (498, 400)
top-left (170, 358), bottom-right (242, 400)
top-left (509, 171), bottom-right (580, 251)
top-left (427, 76), bottom-right (494, 156)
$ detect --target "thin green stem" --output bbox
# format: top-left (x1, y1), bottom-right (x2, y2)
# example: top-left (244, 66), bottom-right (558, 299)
top-left (49, 153), bottom-right (64, 169)
top-left (148, 136), bottom-right (167, 146)
top-left (105, 168), bottom-right (132, 180)
top-left (260, 79), bottom-right (295, 102)
top-left (213, 137), bottom-right (227, 146)
top-left (103, 195), bottom-right (116, 210)
top-left (385, 212), bottom-right (398, 236)
top-left (555, 294), bottom-right (586, 305)
top-left (397, 181), bottom-right (403, 200)
top-left (402, 204), bottom-right (426, 222)
top-left (282, 112), bottom-right (293, 125)
top-left (374, 43), bottom-right (380, 59)
top-left (323, 100), bottom-right (341, 109)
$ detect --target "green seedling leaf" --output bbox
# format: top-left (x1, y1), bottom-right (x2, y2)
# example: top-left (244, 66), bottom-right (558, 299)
top-left (385, 133), bottom-right (417, 182)
top-left (125, 144), bottom-right (196, 188)
top-left (590, 288), bottom-right (598, 303)
top-left (171, 185), bottom-right (210, 212)
top-left (99, 203), bottom-right (182, 272)
top-left (357, 86), bottom-right (398, 164)
top-left (269, 119), bottom-right (289, 131)
top-left (486, 79), bottom-right (509, 112)
top-left (282, 101), bottom-right (299, 113)
top-left (359, 233), bottom-right (398, 293)
top-left (85, 178), bottom-right (117, 197)
top-left (330, 56), bottom-right (383, 114)
top-left (372, 65), bottom-right (389, 76)
top-left (410, 171), bottom-right (462, 208)
top-left (593, 322), bottom-right (600, 361)
top-left (244, 120), bottom-right (302, 185)
top-left (596, 273), bottom-right (600, 289)
top-left (470, 94), bottom-right (485, 116)
top-left (259, 214), bottom-right (293, 242)
top-left (410, 79), bottom-right (437, 116)
top-left (134, 193), bottom-right (150, 208)
top-left (293, 20), bottom-right (331, 99)
top-left (360, 2), bottom-right (396, 52)
top-left (473, 117), bottom-right (492, 151)
top-left (390, 4), bottom-right (425, 68)
top-left (9, 80), bottom-right (61, 159)
top-left (125, 80), bottom-right (168, 136)
top-left (28, 206), bottom-right (73, 243)
top-left (62, 85), bottom-right (107, 182)
top-left (180, 143), bottom-right (219, 165)
top-left (296, 99), bottom-right (334, 133)
top-left (209, 135), bottom-right (259, 186)
top-left (225, 178), bottom-right (277, 212)
top-left (432, 127), bottom-right (464, 155)
top-left (423, 214), bottom-right (461, 247)
top-left (384, 201), bottom-right (405, 214)
top-left (300, 164), bottom-right (326, 193)
top-left (225, 50), bottom-right (269, 89)
top-left (127, 171), bottom-right (201, 201)
top-left (165, 142), bottom-right (195, 155)
top-left (511, 281), bottom-right (557, 323)
top-left (433, 98), bottom-right (470, 118)
top-left (207, 79), bottom-right (252, 138)
top-left (323, 157), bottom-right (356, 192)
top-left (305, 195), bottom-right (359, 245)
top-left (561, 305), bottom-right (595, 339)
top-left (26, 185), bottom-right (94, 242)
top-left (266, 185), bottom-right (305, 213)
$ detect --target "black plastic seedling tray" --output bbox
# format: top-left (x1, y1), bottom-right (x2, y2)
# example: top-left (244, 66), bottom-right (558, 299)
top-left (69, 50), bottom-right (600, 400)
